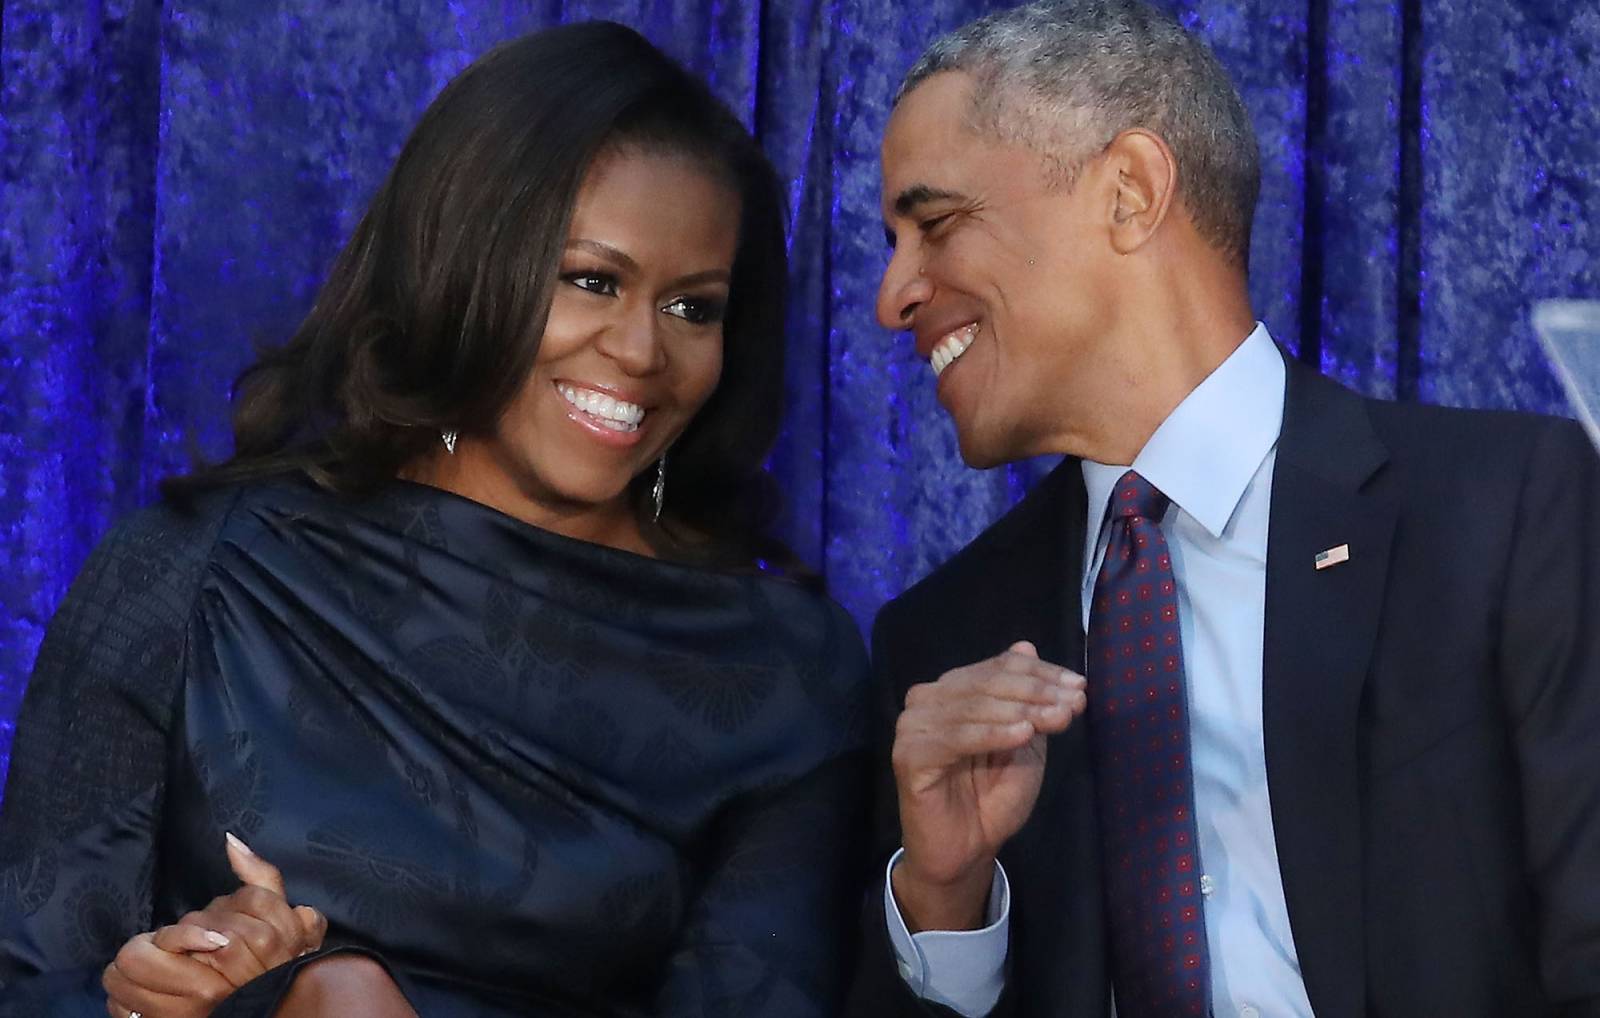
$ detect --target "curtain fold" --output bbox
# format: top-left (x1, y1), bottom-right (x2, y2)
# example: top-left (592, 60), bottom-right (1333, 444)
top-left (2, 0), bottom-right (1597, 774)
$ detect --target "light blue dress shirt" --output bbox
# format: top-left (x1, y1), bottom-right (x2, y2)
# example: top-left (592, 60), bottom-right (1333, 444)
top-left (887, 324), bottom-right (1316, 1018)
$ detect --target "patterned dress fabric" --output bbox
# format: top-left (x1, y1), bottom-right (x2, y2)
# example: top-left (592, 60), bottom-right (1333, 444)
top-left (1086, 471), bottom-right (1210, 1018)
top-left (0, 478), bottom-right (873, 1017)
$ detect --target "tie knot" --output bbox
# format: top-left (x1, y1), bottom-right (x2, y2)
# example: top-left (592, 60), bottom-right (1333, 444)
top-left (1110, 470), bottom-right (1169, 522)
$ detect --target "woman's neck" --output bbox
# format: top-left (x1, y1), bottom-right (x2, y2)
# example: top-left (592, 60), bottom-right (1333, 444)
top-left (399, 450), bottom-right (655, 557)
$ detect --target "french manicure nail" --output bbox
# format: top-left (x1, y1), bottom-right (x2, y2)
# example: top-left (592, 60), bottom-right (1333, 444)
top-left (204, 930), bottom-right (231, 948)
top-left (225, 831), bottom-right (255, 856)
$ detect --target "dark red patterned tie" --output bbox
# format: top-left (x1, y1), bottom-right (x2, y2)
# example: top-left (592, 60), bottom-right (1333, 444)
top-left (1086, 470), bottom-right (1210, 1017)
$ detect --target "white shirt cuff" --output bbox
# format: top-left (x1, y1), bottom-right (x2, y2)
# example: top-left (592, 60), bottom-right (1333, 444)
top-left (882, 847), bottom-right (1010, 1017)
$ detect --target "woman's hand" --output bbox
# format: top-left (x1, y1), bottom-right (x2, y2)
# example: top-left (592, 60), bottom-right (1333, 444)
top-left (102, 833), bottom-right (327, 1018)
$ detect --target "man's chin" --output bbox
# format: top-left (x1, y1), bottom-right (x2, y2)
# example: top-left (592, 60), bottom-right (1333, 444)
top-left (953, 429), bottom-right (1009, 470)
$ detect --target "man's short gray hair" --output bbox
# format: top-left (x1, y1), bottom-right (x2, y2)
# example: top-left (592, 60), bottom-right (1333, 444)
top-left (898, 0), bottom-right (1261, 266)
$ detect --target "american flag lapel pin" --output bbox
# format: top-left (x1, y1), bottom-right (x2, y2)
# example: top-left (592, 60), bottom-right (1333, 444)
top-left (1314, 543), bottom-right (1351, 570)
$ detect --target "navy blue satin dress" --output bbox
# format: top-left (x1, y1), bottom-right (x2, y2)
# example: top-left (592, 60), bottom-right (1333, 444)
top-left (0, 478), bottom-right (873, 1016)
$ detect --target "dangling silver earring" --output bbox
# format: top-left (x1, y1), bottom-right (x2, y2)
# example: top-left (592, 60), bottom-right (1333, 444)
top-left (651, 455), bottom-right (667, 522)
top-left (441, 429), bottom-right (458, 455)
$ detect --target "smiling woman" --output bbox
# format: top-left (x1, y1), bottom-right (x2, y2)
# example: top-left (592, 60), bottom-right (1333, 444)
top-left (412, 149), bottom-right (740, 556)
top-left (161, 21), bottom-right (793, 571)
top-left (0, 21), bottom-right (872, 1018)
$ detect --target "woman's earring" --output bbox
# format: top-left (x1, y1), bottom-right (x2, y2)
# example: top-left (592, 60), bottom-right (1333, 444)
top-left (651, 455), bottom-right (667, 522)
top-left (441, 430), bottom-right (458, 455)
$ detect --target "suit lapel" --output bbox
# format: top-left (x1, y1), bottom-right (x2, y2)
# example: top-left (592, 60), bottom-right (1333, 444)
top-left (1262, 358), bottom-right (1396, 1018)
top-left (1016, 458), bottom-right (1089, 826)
top-left (968, 459), bottom-right (1110, 1016)
top-left (980, 456), bottom-right (1088, 668)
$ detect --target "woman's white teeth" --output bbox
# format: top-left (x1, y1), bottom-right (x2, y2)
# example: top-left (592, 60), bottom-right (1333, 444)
top-left (930, 323), bottom-right (979, 377)
top-left (558, 384), bottom-right (644, 431)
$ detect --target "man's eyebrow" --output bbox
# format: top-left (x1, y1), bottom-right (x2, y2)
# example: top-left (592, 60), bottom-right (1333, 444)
top-left (892, 184), bottom-right (969, 218)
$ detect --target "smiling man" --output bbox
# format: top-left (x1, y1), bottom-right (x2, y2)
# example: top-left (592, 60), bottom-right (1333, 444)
top-left (843, 3), bottom-right (1600, 1018)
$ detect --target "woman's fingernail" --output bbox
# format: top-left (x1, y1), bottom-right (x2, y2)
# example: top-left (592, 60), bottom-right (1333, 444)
top-left (225, 831), bottom-right (256, 856)
top-left (204, 930), bottom-right (231, 948)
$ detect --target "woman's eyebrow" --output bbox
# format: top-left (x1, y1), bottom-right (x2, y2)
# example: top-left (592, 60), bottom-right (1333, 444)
top-left (565, 238), bottom-right (640, 273)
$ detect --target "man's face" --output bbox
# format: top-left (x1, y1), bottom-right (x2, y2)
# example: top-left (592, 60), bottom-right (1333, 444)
top-left (877, 72), bottom-right (1119, 467)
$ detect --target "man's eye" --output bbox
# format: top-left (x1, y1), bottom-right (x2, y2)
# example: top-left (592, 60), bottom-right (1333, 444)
top-left (661, 296), bottom-right (727, 325)
top-left (565, 272), bottom-right (618, 296)
top-left (919, 213), bottom-right (956, 235)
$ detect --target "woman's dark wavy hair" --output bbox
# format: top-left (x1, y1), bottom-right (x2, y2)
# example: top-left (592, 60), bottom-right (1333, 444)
top-left (166, 22), bottom-right (802, 573)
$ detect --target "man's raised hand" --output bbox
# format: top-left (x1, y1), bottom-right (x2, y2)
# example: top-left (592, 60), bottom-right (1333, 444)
top-left (889, 640), bottom-right (1086, 932)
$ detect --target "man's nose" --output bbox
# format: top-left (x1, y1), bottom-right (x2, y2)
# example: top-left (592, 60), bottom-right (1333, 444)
top-left (876, 245), bottom-right (933, 331)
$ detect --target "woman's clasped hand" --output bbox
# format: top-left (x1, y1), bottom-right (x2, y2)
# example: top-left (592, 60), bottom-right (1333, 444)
top-left (102, 835), bottom-right (324, 1018)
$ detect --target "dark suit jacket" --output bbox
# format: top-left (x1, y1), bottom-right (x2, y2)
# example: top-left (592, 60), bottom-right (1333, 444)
top-left (846, 356), bottom-right (1600, 1017)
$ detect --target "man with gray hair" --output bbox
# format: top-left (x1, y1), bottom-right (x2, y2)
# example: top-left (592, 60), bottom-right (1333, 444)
top-left (845, 2), bottom-right (1600, 1016)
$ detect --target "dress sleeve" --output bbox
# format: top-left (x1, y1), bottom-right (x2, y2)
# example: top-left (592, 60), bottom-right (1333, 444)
top-left (1496, 420), bottom-right (1600, 1013)
top-left (651, 747), bottom-right (873, 1018)
top-left (0, 497), bottom-right (227, 1017)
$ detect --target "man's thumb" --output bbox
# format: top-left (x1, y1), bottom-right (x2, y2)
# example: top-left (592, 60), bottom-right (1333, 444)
top-left (224, 831), bottom-right (287, 897)
top-left (1008, 640), bottom-right (1038, 658)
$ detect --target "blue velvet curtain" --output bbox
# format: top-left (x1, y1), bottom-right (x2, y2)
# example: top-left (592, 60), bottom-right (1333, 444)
top-left (2, 0), bottom-right (1597, 776)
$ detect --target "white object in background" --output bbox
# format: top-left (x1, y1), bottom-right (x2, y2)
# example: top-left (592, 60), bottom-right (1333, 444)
top-left (1533, 299), bottom-right (1600, 454)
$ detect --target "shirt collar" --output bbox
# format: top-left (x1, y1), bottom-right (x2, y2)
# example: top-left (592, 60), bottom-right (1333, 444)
top-left (1082, 322), bottom-right (1286, 542)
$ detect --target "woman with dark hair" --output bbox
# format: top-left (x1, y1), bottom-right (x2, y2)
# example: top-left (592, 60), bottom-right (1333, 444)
top-left (0, 22), bottom-right (871, 1018)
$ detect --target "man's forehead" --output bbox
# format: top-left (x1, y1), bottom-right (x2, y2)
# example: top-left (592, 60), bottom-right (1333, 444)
top-left (880, 72), bottom-right (981, 208)
top-left (884, 72), bottom-right (977, 154)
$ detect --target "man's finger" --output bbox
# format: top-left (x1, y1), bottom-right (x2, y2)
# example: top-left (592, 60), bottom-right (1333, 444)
top-left (996, 647), bottom-right (1072, 679)
top-left (894, 719), bottom-right (1037, 776)
top-left (903, 692), bottom-right (1045, 731)
top-left (1029, 688), bottom-right (1087, 733)
top-left (959, 650), bottom-right (1081, 689)
top-left (911, 668), bottom-right (1082, 714)
top-left (918, 682), bottom-right (1088, 733)
top-left (224, 832), bottom-right (287, 897)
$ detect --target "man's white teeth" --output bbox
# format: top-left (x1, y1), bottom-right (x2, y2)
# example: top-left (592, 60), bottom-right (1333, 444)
top-left (558, 384), bottom-right (644, 432)
top-left (930, 323), bottom-right (979, 377)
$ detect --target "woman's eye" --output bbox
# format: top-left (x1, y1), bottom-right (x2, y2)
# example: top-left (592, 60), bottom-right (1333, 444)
top-left (565, 272), bottom-right (618, 296)
top-left (661, 296), bottom-right (726, 325)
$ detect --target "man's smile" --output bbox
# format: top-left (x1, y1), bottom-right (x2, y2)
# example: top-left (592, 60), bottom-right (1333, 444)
top-left (928, 322), bottom-right (980, 377)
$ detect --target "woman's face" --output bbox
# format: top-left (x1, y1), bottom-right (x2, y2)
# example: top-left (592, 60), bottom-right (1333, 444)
top-left (451, 147), bottom-right (740, 544)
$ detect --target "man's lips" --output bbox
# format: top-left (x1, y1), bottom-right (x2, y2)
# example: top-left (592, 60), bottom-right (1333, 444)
top-left (926, 322), bottom-right (980, 377)
top-left (914, 317), bottom-right (982, 361)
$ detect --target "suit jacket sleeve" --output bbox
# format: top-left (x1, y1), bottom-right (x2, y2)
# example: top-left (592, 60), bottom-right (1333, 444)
top-left (1496, 419), bottom-right (1600, 1014)
top-left (0, 498), bottom-right (225, 1017)
top-left (842, 603), bottom-right (1019, 1018)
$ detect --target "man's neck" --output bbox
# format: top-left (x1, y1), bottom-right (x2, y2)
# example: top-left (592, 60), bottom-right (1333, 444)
top-left (1071, 310), bottom-right (1257, 465)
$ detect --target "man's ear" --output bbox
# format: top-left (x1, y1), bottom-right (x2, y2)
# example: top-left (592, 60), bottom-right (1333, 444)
top-left (1104, 129), bottom-right (1178, 255)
